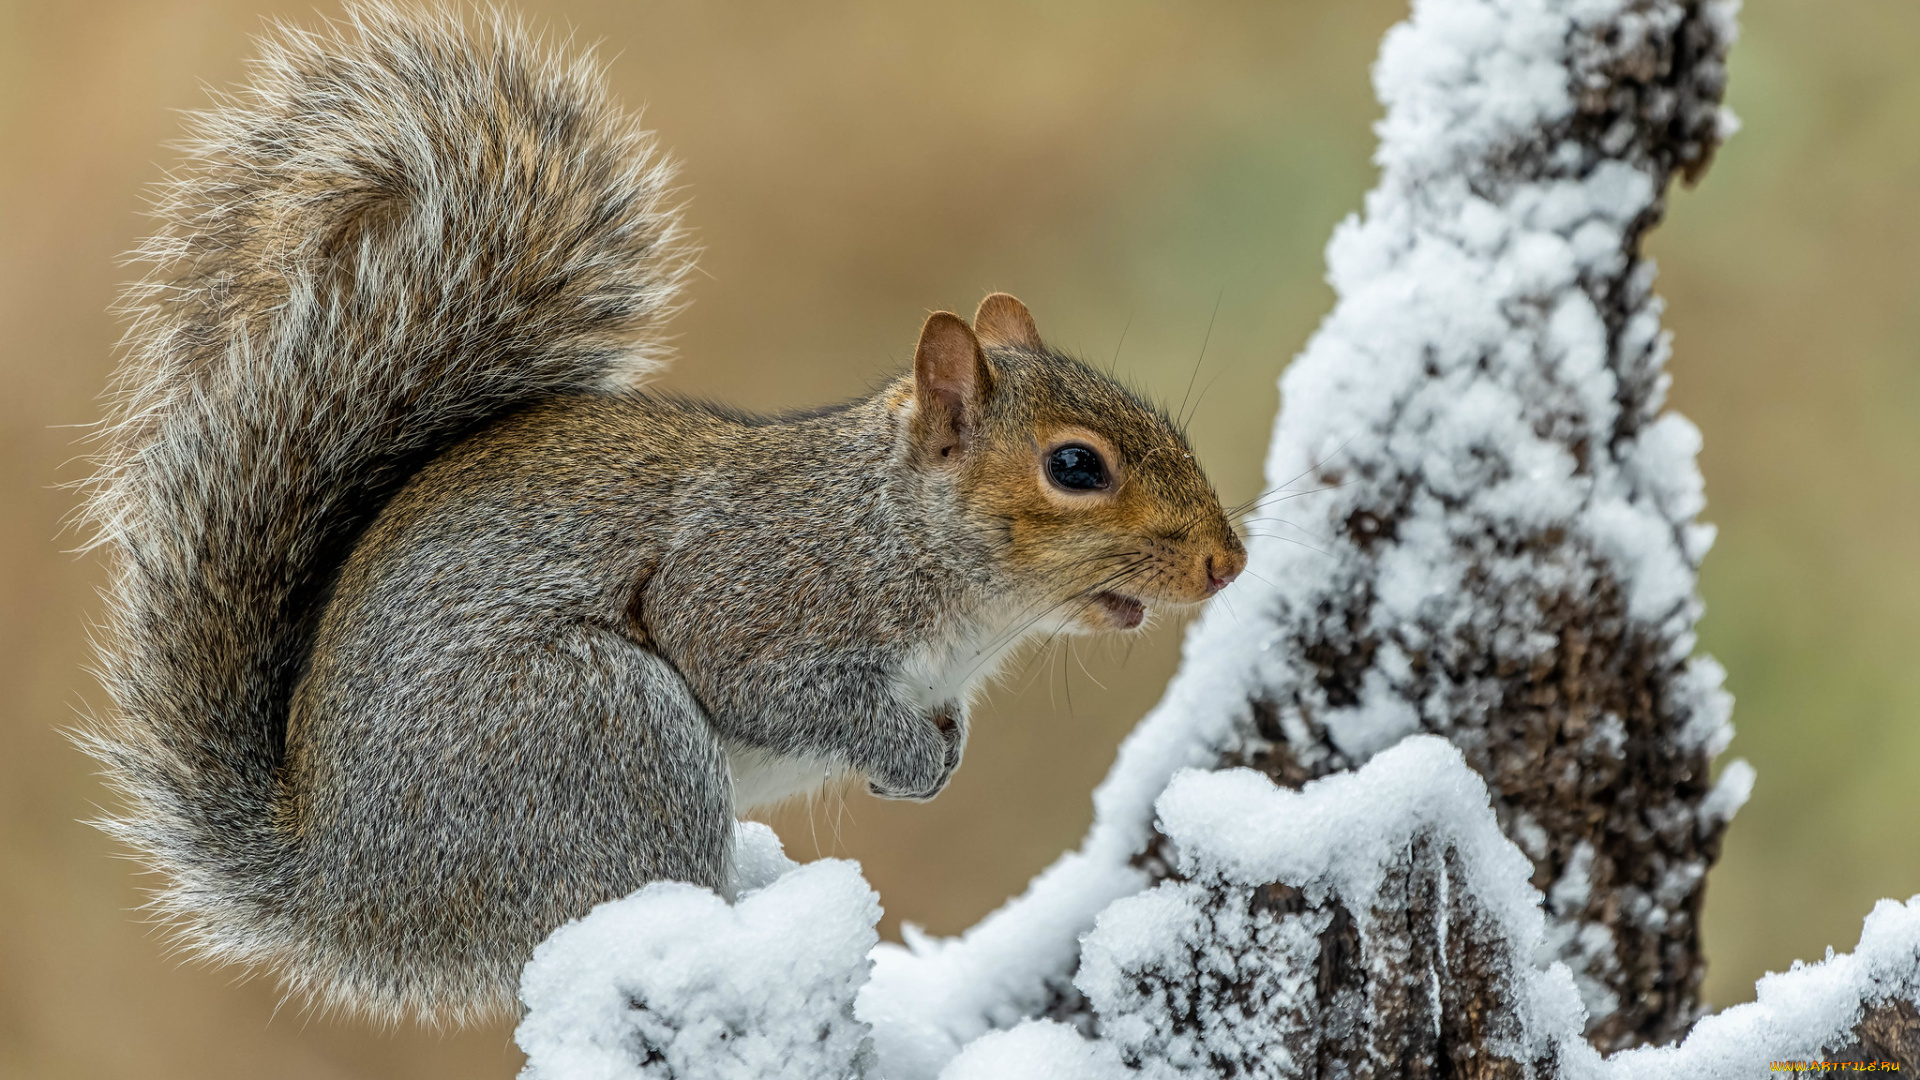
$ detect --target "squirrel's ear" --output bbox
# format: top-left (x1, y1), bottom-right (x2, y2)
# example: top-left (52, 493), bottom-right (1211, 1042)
top-left (972, 293), bottom-right (1043, 351)
top-left (913, 311), bottom-right (991, 461)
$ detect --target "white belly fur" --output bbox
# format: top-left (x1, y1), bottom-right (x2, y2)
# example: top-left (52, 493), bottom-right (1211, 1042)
top-left (896, 601), bottom-right (1070, 711)
top-left (726, 741), bottom-right (841, 814)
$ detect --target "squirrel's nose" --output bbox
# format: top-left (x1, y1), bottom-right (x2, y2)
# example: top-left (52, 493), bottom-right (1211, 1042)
top-left (1205, 549), bottom-right (1246, 595)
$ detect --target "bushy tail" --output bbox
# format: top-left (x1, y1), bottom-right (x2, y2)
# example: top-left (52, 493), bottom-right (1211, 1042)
top-left (76, 1), bottom-right (689, 995)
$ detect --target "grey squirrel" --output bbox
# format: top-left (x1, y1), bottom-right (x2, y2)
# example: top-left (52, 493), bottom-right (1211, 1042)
top-left (79, 3), bottom-right (1246, 1024)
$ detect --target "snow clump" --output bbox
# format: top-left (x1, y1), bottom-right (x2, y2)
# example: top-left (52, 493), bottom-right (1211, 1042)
top-left (517, 822), bottom-right (879, 1080)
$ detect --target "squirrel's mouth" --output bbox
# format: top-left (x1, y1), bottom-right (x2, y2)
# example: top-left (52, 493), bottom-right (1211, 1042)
top-left (1091, 591), bottom-right (1146, 630)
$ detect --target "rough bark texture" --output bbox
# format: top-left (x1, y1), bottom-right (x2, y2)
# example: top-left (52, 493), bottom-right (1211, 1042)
top-left (1107, 842), bottom-right (1543, 1079)
top-left (1829, 1000), bottom-right (1920, 1070)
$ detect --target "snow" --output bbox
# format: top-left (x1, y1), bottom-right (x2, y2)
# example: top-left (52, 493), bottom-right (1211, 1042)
top-left (1321, 671), bottom-right (1424, 759)
top-left (858, 846), bottom-right (1147, 1080)
top-left (1151, 739), bottom-right (1539, 929)
top-left (935, 1021), bottom-right (1125, 1080)
top-left (516, 823), bottom-right (878, 1080)
top-left (1699, 758), bottom-right (1755, 830)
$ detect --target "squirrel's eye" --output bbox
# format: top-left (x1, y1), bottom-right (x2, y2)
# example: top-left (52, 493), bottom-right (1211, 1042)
top-left (1047, 444), bottom-right (1109, 492)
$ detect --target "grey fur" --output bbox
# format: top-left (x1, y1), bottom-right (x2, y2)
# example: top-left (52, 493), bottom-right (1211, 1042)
top-left (79, 2), bottom-right (1244, 1025)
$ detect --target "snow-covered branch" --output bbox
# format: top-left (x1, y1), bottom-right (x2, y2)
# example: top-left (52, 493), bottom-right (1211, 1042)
top-left (513, 0), bottom-right (1920, 1075)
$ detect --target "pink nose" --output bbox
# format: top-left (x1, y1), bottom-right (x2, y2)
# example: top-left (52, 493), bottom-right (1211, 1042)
top-left (1205, 554), bottom-right (1243, 595)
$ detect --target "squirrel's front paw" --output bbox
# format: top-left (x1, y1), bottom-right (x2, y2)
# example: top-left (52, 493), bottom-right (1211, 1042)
top-left (866, 706), bottom-right (967, 802)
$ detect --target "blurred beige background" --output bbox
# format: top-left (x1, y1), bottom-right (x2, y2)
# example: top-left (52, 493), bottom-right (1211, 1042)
top-left (1, 1), bottom-right (1915, 1076)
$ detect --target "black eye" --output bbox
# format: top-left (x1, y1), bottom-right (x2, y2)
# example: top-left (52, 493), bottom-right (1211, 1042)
top-left (1047, 444), bottom-right (1109, 491)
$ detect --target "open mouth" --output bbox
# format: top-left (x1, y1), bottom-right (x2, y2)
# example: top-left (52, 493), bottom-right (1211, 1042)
top-left (1093, 591), bottom-right (1147, 629)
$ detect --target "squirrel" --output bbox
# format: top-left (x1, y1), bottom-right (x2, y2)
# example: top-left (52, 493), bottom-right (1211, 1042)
top-left (78, 2), bottom-right (1246, 1025)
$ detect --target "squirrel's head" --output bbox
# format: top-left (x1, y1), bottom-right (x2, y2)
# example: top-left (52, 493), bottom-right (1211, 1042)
top-left (900, 293), bottom-right (1246, 632)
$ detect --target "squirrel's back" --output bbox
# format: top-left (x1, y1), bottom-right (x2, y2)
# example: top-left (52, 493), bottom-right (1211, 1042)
top-left (77, 2), bottom-right (690, 1016)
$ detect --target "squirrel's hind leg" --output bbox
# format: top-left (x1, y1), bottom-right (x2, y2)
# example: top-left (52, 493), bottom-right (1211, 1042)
top-left (516, 623), bottom-right (738, 894)
top-left (288, 623), bottom-right (733, 1023)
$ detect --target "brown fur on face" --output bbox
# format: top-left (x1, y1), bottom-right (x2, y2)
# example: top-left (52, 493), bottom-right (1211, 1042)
top-left (908, 295), bottom-right (1247, 632)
